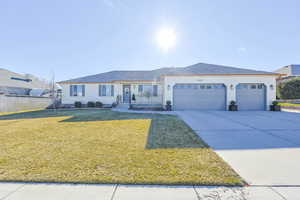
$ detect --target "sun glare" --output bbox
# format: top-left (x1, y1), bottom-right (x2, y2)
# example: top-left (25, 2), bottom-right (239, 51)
top-left (156, 28), bottom-right (177, 52)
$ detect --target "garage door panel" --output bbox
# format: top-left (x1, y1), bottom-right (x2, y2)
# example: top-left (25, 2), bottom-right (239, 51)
top-left (236, 84), bottom-right (266, 111)
top-left (173, 84), bottom-right (226, 110)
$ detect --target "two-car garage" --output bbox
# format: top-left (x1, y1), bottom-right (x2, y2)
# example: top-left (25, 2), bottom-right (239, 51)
top-left (173, 83), bottom-right (266, 111)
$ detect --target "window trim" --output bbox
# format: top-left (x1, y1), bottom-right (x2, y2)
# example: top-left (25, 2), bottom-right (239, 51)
top-left (153, 85), bottom-right (158, 96)
top-left (138, 84), bottom-right (158, 97)
top-left (70, 85), bottom-right (85, 97)
top-left (99, 85), bottom-right (114, 97)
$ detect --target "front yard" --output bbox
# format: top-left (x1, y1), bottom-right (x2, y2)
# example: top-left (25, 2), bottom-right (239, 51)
top-left (0, 109), bottom-right (243, 185)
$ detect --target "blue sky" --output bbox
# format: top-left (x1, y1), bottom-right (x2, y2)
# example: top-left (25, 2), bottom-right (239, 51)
top-left (0, 0), bottom-right (299, 81)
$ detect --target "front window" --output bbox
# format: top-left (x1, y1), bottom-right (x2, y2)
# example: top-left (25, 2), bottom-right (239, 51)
top-left (70, 85), bottom-right (85, 96)
top-left (257, 84), bottom-right (264, 89)
top-left (138, 85), bottom-right (158, 96)
top-left (206, 85), bottom-right (212, 89)
top-left (99, 85), bottom-right (114, 96)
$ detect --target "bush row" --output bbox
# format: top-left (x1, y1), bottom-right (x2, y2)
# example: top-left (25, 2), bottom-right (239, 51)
top-left (74, 101), bottom-right (117, 108)
top-left (74, 101), bottom-right (103, 108)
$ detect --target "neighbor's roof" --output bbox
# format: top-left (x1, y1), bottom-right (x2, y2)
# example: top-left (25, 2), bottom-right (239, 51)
top-left (59, 62), bottom-right (278, 83)
top-left (274, 64), bottom-right (300, 76)
top-left (0, 68), bottom-right (51, 89)
top-left (290, 65), bottom-right (300, 76)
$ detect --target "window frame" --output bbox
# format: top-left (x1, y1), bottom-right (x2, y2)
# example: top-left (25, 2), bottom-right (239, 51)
top-left (70, 85), bottom-right (85, 97)
top-left (138, 84), bottom-right (158, 96)
top-left (153, 85), bottom-right (158, 96)
top-left (99, 85), bottom-right (114, 97)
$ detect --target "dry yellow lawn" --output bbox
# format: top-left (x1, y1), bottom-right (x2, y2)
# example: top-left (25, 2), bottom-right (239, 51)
top-left (0, 109), bottom-right (243, 185)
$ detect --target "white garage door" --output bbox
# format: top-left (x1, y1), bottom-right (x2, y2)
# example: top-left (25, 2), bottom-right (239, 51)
top-left (236, 83), bottom-right (266, 110)
top-left (173, 84), bottom-right (226, 110)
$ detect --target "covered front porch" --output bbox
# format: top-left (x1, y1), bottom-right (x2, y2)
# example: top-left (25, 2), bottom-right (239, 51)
top-left (117, 83), bottom-right (163, 105)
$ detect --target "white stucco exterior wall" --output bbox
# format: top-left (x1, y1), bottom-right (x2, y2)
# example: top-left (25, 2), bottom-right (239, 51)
top-left (163, 75), bottom-right (277, 110)
top-left (61, 83), bottom-right (120, 104)
top-left (60, 75), bottom-right (277, 110)
top-left (60, 82), bottom-right (163, 105)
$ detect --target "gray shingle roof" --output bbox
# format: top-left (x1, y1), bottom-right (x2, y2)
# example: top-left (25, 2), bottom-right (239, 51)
top-left (59, 62), bottom-right (277, 83)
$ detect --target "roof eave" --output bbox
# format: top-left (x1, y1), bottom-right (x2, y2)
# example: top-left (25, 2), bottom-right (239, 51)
top-left (57, 79), bottom-right (159, 84)
top-left (161, 73), bottom-right (280, 77)
top-left (57, 73), bottom-right (280, 84)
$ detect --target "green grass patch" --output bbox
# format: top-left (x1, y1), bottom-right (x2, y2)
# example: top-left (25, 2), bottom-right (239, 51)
top-left (0, 109), bottom-right (243, 185)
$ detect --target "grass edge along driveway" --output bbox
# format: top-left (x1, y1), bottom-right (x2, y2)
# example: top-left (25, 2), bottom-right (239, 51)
top-left (0, 109), bottom-right (244, 186)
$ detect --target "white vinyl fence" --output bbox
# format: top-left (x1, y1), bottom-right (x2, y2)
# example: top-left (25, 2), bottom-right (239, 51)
top-left (0, 94), bottom-right (52, 112)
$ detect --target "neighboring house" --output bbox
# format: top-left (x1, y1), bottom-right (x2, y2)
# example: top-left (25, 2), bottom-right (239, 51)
top-left (274, 64), bottom-right (300, 83)
top-left (0, 68), bottom-right (55, 112)
top-left (58, 62), bottom-right (279, 111)
top-left (0, 68), bottom-right (51, 96)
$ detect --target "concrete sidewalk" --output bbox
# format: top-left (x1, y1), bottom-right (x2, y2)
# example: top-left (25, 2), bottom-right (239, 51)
top-left (1, 183), bottom-right (299, 200)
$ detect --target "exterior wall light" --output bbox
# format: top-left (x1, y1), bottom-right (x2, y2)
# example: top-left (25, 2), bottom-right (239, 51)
top-left (167, 85), bottom-right (171, 91)
top-left (270, 84), bottom-right (274, 90)
top-left (230, 84), bottom-right (234, 90)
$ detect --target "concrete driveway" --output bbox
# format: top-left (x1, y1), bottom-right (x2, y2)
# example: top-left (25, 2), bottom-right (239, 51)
top-left (176, 111), bottom-right (300, 186)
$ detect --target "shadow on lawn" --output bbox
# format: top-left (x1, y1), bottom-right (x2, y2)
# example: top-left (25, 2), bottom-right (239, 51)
top-left (145, 118), bottom-right (208, 149)
top-left (0, 109), bottom-right (168, 122)
top-left (0, 109), bottom-right (207, 150)
top-left (0, 109), bottom-right (80, 120)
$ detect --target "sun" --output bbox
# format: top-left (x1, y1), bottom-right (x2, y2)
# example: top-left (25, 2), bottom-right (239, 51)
top-left (155, 28), bottom-right (177, 52)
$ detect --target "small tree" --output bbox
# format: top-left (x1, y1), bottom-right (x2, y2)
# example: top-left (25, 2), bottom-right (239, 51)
top-left (49, 71), bottom-right (57, 111)
top-left (143, 91), bottom-right (151, 104)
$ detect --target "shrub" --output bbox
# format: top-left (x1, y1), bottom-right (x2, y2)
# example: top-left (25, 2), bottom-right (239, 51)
top-left (166, 100), bottom-right (172, 111)
top-left (74, 101), bottom-right (82, 108)
top-left (112, 102), bottom-right (117, 108)
top-left (277, 79), bottom-right (300, 99)
top-left (87, 101), bottom-right (95, 107)
top-left (272, 101), bottom-right (279, 106)
top-left (132, 94), bottom-right (136, 101)
top-left (230, 100), bottom-right (236, 105)
top-left (229, 100), bottom-right (238, 111)
top-left (95, 101), bottom-right (103, 108)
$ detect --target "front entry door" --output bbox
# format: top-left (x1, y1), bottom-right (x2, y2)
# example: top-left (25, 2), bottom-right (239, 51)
top-left (123, 85), bottom-right (131, 103)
